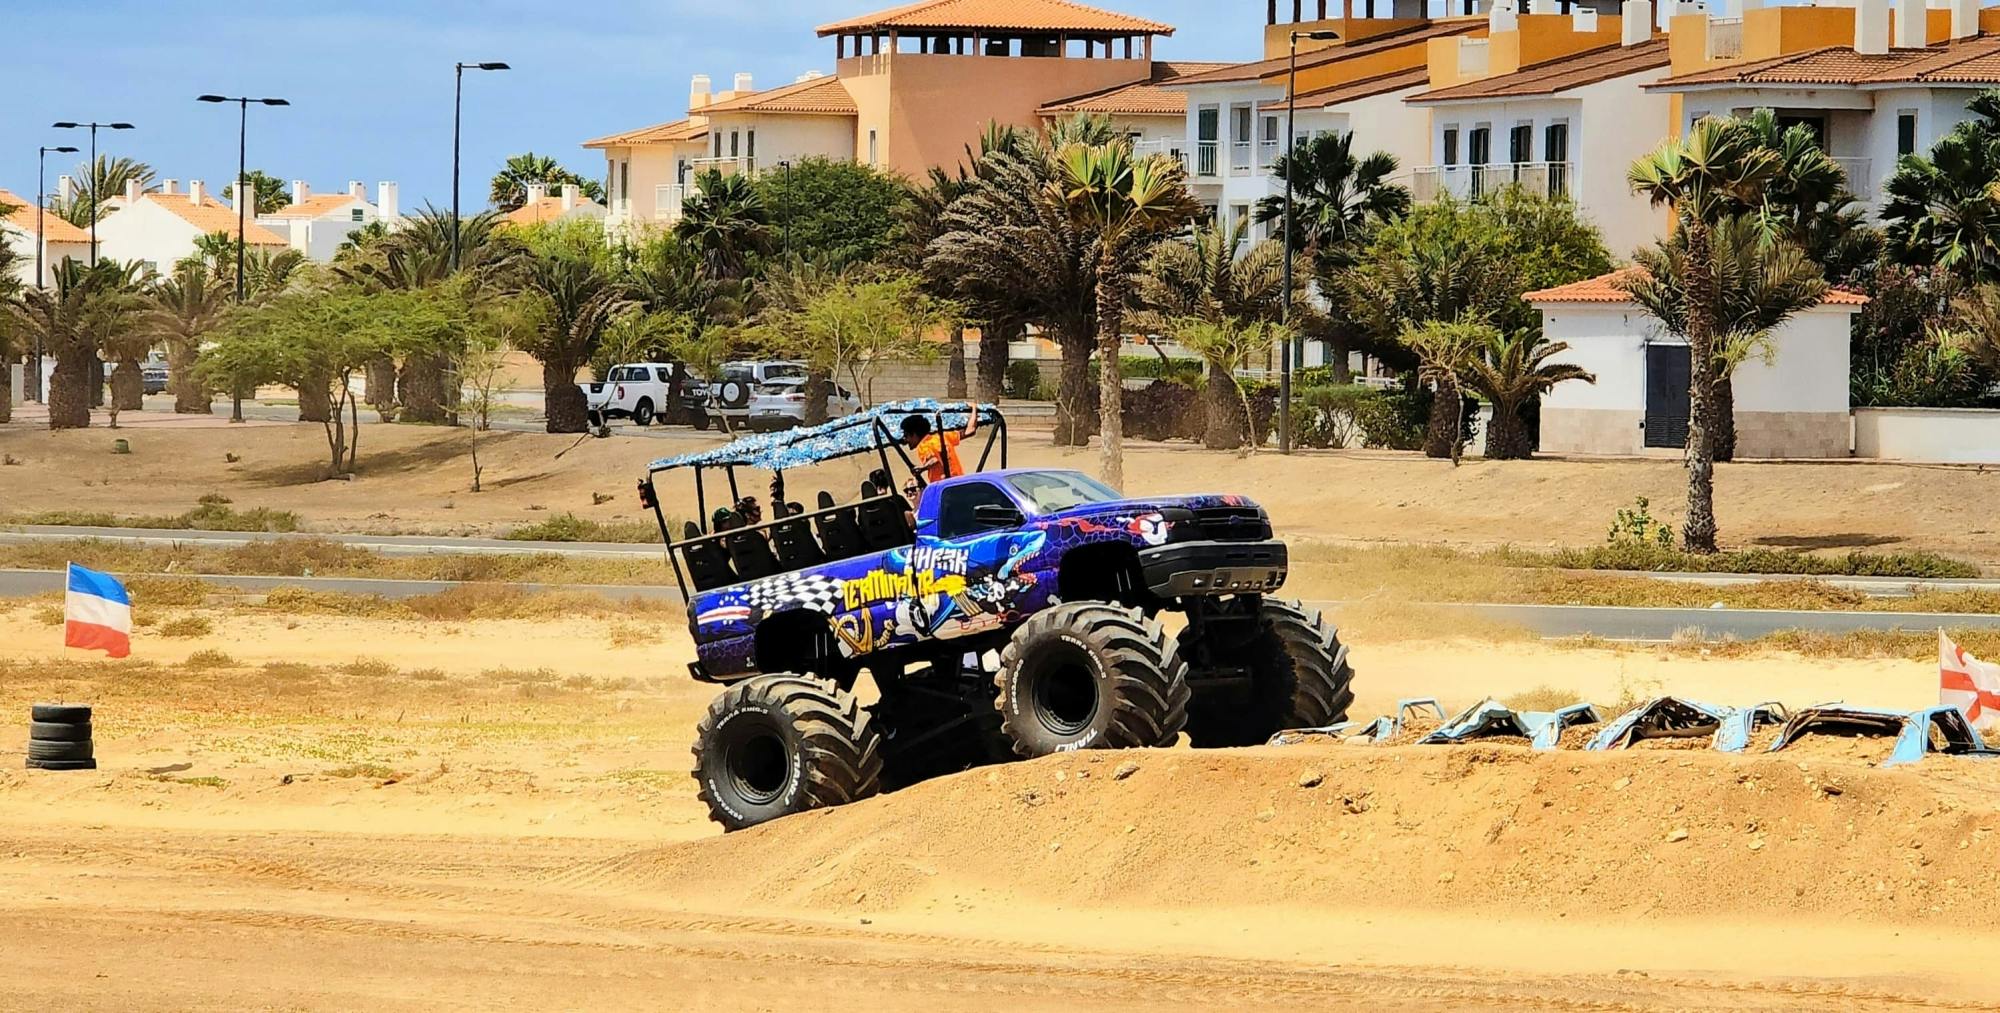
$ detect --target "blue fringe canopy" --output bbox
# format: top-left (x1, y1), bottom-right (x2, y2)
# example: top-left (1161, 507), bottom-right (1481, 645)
top-left (649, 399), bottom-right (998, 473)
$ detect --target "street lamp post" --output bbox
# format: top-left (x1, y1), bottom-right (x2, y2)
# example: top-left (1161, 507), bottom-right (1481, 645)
top-left (452, 62), bottom-right (510, 273)
top-left (1279, 29), bottom-right (1340, 456)
top-left (197, 94), bottom-right (289, 423)
top-left (50, 121), bottom-right (133, 266)
top-left (30, 144), bottom-right (79, 403)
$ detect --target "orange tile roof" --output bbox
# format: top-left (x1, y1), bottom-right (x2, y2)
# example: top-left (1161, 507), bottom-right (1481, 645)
top-left (1526, 268), bottom-right (1869, 306)
top-left (817, 0), bottom-right (1171, 36)
top-left (1651, 35), bottom-right (2000, 89)
top-left (1039, 61), bottom-right (1233, 116)
top-left (1167, 20), bottom-right (1483, 88)
top-left (699, 75), bottom-right (858, 116)
top-left (1269, 66), bottom-right (1431, 109)
top-left (135, 192), bottom-right (289, 246)
top-left (0, 188), bottom-right (91, 243)
top-left (261, 192), bottom-right (364, 220)
top-left (503, 195), bottom-right (606, 226)
top-left (583, 117), bottom-right (710, 149)
top-left (1411, 38), bottom-right (1669, 103)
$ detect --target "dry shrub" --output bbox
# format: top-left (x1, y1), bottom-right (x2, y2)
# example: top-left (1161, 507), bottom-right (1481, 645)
top-left (32, 604), bottom-right (63, 627)
top-left (405, 668), bottom-right (449, 682)
top-left (125, 576), bottom-right (217, 608)
top-left (607, 623), bottom-right (660, 648)
top-left (157, 615), bottom-right (214, 638)
top-left (1502, 685), bottom-right (1586, 712)
top-left (222, 536), bottom-right (375, 576)
top-left (340, 658), bottom-right (399, 679)
top-left (184, 649), bottom-right (236, 670)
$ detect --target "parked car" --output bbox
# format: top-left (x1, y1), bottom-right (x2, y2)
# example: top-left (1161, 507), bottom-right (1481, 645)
top-left (706, 360), bottom-right (807, 430)
top-left (580, 362), bottom-right (709, 427)
top-left (745, 377), bottom-right (861, 432)
top-left (140, 361), bottom-right (170, 395)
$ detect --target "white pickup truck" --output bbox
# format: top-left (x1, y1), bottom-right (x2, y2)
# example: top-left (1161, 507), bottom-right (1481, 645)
top-left (580, 363), bottom-right (710, 428)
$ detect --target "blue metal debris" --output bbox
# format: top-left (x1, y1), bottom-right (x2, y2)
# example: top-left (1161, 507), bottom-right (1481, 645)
top-left (1267, 698), bottom-right (1446, 746)
top-left (1418, 698), bottom-right (1602, 750)
top-left (1586, 696), bottom-right (1789, 753)
top-left (1765, 703), bottom-right (1999, 767)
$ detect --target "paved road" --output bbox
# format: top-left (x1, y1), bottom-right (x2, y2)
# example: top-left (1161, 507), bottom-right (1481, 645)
top-left (4, 567), bottom-right (1995, 641)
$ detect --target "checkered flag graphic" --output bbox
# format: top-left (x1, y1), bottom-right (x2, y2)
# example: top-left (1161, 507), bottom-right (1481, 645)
top-left (744, 573), bottom-right (845, 615)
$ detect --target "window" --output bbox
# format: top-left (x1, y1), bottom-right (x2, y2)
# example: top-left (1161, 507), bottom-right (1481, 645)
top-left (350, 208), bottom-right (365, 222)
top-left (868, 129), bottom-right (879, 165)
top-left (677, 159), bottom-right (688, 184)
top-left (714, 133), bottom-right (723, 157)
top-left (1898, 111), bottom-right (1918, 156)
top-left (655, 368), bottom-right (673, 383)
top-left (1230, 203), bottom-right (1249, 231)
top-left (1007, 470), bottom-right (1120, 512)
top-left (1544, 122), bottom-right (1569, 163)
top-left (1196, 106), bottom-right (1219, 142)
top-left (936, 481), bottom-right (1018, 538)
top-left (747, 129), bottom-right (756, 159)
top-left (730, 131), bottom-right (740, 158)
top-left (1468, 126), bottom-right (1490, 165)
top-left (619, 160), bottom-right (630, 202)
top-left (1231, 105), bottom-right (1252, 144)
top-left (1508, 123), bottom-right (1532, 164)
top-left (1442, 127), bottom-right (1459, 166)
top-left (1261, 114), bottom-right (1279, 144)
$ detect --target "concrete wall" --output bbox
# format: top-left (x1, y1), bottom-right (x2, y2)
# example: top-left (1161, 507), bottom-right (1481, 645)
top-left (701, 112), bottom-right (858, 171)
top-left (1537, 300), bottom-right (1856, 458)
top-left (1855, 407), bottom-right (2000, 463)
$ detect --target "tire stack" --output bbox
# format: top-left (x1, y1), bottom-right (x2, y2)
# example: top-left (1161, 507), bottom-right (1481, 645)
top-left (27, 704), bottom-right (96, 771)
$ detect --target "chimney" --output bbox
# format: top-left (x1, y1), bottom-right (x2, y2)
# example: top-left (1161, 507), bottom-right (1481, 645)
top-left (1489, 0), bottom-right (1518, 34)
top-left (734, 72), bottom-right (754, 93)
top-left (524, 183), bottom-right (548, 208)
top-left (1572, 7), bottom-right (1599, 32)
top-left (58, 175), bottom-right (76, 204)
top-left (162, 179), bottom-right (179, 195)
top-left (1856, 0), bottom-right (1890, 54)
top-left (291, 179), bottom-right (310, 206)
top-left (690, 73), bottom-right (712, 110)
top-left (233, 176), bottom-right (257, 212)
top-left (560, 183), bottom-right (580, 211)
top-left (124, 179), bottom-right (141, 203)
top-left (377, 181), bottom-right (398, 221)
top-left (1624, 0), bottom-right (1653, 44)
top-left (1894, 0), bottom-right (1927, 47)
top-left (189, 179), bottom-right (206, 205)
top-left (1953, 0), bottom-right (1978, 38)
top-left (1528, 0), bottom-right (1558, 14)
top-left (347, 180), bottom-right (365, 199)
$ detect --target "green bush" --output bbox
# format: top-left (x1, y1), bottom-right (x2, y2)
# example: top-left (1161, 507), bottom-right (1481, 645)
top-left (1534, 541), bottom-right (1980, 578)
top-left (1004, 360), bottom-right (1043, 399)
top-left (1122, 355), bottom-right (1204, 384)
top-left (503, 513), bottom-right (660, 543)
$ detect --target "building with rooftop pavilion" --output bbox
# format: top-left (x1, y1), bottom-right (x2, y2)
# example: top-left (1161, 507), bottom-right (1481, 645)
top-left (585, 0), bottom-right (1188, 231)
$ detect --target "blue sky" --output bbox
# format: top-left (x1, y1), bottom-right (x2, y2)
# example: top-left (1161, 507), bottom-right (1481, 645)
top-left (1, 1), bottom-right (1259, 211)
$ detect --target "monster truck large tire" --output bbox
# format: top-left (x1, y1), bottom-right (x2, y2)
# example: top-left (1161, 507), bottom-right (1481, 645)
top-left (1185, 599), bottom-right (1354, 747)
top-left (690, 674), bottom-right (883, 832)
top-left (994, 602), bottom-right (1189, 757)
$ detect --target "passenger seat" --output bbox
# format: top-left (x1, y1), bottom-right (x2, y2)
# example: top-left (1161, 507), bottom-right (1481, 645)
top-left (814, 490), bottom-right (867, 561)
top-left (680, 521), bottom-right (738, 591)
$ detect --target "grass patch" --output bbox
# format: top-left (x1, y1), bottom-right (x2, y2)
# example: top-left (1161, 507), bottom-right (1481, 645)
top-left (183, 649), bottom-right (236, 670)
top-left (326, 763), bottom-right (403, 781)
top-left (1504, 541), bottom-right (1980, 579)
top-left (257, 583), bottom-right (679, 622)
top-left (124, 576), bottom-right (219, 607)
top-left (156, 615), bottom-right (214, 638)
top-left (4, 496), bottom-right (301, 533)
top-left (502, 513), bottom-right (660, 543)
top-left (0, 538), bottom-right (675, 587)
top-left (151, 774), bottom-right (228, 788)
top-left (339, 657), bottom-right (399, 679)
top-left (1501, 685), bottom-right (1586, 712)
top-left (607, 622), bottom-right (659, 648)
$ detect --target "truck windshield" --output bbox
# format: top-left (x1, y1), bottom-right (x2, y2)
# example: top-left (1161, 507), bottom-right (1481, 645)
top-left (1006, 470), bottom-right (1121, 512)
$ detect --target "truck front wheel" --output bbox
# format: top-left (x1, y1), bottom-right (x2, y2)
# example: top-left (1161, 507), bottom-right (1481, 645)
top-left (691, 674), bottom-right (883, 831)
top-left (993, 602), bottom-right (1188, 757)
top-left (1185, 599), bottom-right (1354, 747)
top-left (632, 399), bottom-right (655, 426)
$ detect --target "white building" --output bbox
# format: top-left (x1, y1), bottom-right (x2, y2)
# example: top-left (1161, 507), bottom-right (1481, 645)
top-left (1407, 9), bottom-right (1671, 257)
top-left (0, 187), bottom-right (91, 287)
top-left (1650, 1), bottom-right (1999, 215)
top-left (257, 180), bottom-right (399, 261)
top-left (1527, 269), bottom-right (1867, 459)
top-left (1036, 61), bottom-right (1233, 165)
top-left (92, 179), bottom-right (288, 275)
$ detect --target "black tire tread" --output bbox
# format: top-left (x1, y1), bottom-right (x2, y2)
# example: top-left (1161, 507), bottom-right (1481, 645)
top-left (690, 674), bottom-right (883, 831)
top-left (31, 703), bottom-right (92, 723)
top-left (26, 759), bottom-right (97, 771)
top-left (994, 601), bottom-right (1189, 757)
top-left (29, 721), bottom-right (92, 742)
top-left (28, 739), bottom-right (94, 762)
top-left (1187, 599), bottom-right (1355, 747)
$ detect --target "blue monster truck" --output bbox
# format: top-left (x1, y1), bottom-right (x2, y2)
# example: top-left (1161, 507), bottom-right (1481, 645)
top-left (639, 401), bottom-right (1354, 831)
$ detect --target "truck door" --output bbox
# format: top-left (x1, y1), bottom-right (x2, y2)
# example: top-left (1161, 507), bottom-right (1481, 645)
top-left (901, 481), bottom-right (1041, 641)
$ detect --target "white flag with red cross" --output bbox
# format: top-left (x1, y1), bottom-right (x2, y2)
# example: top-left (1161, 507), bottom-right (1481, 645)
top-left (1940, 631), bottom-right (2000, 733)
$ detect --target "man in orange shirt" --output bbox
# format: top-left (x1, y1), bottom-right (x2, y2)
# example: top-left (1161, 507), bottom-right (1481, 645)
top-left (901, 410), bottom-right (978, 485)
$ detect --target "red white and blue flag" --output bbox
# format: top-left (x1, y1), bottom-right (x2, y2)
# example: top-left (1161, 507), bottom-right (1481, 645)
top-left (64, 563), bottom-right (132, 659)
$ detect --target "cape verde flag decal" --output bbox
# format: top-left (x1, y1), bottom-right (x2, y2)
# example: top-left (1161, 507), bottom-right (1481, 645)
top-left (65, 563), bottom-right (133, 658)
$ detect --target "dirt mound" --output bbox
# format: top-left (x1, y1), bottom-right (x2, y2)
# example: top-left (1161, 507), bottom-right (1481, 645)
top-left (621, 746), bottom-right (2000, 925)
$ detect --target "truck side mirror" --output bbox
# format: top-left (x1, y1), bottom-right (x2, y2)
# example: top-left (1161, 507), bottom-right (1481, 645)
top-left (972, 503), bottom-right (1023, 528)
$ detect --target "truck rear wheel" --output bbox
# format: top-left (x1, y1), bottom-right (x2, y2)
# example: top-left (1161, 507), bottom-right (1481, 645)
top-left (1185, 599), bottom-right (1354, 747)
top-left (632, 399), bottom-right (655, 426)
top-left (993, 602), bottom-right (1188, 757)
top-left (691, 674), bottom-right (883, 832)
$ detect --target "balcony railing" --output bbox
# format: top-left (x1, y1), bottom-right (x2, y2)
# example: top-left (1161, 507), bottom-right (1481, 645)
top-left (1834, 156), bottom-right (1873, 199)
top-left (1195, 140), bottom-right (1219, 178)
top-left (1706, 18), bottom-right (1744, 61)
top-left (1258, 138), bottom-right (1281, 168)
top-left (653, 183), bottom-right (687, 222)
top-left (689, 155), bottom-right (756, 178)
top-left (1230, 139), bottom-right (1253, 175)
top-left (1412, 161), bottom-right (1576, 202)
top-left (1132, 137), bottom-right (1189, 172)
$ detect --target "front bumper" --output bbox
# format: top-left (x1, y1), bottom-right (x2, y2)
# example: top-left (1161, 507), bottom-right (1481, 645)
top-left (1138, 539), bottom-right (1288, 598)
top-left (746, 413), bottom-right (801, 432)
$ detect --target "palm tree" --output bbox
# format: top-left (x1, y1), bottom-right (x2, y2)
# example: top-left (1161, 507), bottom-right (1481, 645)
top-left (1623, 217), bottom-right (1830, 461)
top-left (1135, 219), bottom-right (1283, 448)
top-left (1625, 117), bottom-right (1781, 552)
top-left (514, 226), bottom-right (633, 433)
top-left (675, 170), bottom-right (776, 279)
top-left (489, 152), bottom-right (604, 211)
top-left (928, 145), bottom-right (1100, 445)
top-left (1461, 331), bottom-right (1595, 460)
top-left (52, 155), bottom-right (157, 227)
top-left (1400, 316), bottom-right (1492, 466)
top-left (1880, 91), bottom-right (2000, 283)
top-left (0, 237), bottom-right (20, 423)
top-left (7, 260), bottom-right (145, 429)
top-left (1255, 131), bottom-right (1410, 262)
top-left (1742, 109), bottom-right (1880, 285)
top-left (1054, 141), bottom-right (1200, 488)
top-left (141, 262), bottom-right (230, 413)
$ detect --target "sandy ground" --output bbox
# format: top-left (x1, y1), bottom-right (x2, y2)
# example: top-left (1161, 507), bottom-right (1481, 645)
top-left (1, 597), bottom-right (1992, 1009)
top-left (5, 417), bottom-right (2000, 563)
